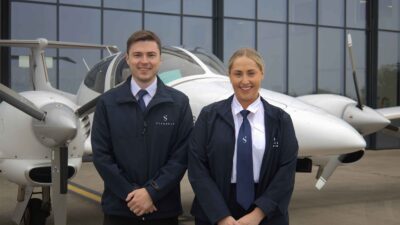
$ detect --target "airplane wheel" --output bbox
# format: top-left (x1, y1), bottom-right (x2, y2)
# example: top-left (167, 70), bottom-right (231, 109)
top-left (22, 198), bottom-right (50, 225)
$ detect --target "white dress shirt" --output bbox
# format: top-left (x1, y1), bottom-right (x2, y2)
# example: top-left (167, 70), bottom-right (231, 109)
top-left (231, 95), bottom-right (266, 183)
top-left (130, 77), bottom-right (157, 106)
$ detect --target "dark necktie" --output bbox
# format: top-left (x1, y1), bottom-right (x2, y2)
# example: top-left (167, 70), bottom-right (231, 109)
top-left (137, 89), bottom-right (148, 111)
top-left (236, 109), bottom-right (254, 210)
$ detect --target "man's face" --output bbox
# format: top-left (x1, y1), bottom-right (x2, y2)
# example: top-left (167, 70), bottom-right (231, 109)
top-left (125, 40), bottom-right (161, 87)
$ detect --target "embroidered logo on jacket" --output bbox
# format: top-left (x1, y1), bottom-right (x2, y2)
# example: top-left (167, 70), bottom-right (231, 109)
top-left (155, 114), bottom-right (175, 126)
top-left (272, 137), bottom-right (279, 148)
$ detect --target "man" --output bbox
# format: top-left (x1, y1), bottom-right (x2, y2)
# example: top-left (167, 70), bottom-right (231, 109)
top-left (92, 30), bottom-right (193, 225)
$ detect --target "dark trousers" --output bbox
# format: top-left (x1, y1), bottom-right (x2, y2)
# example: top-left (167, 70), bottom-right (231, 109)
top-left (195, 184), bottom-right (267, 225)
top-left (103, 214), bottom-right (178, 225)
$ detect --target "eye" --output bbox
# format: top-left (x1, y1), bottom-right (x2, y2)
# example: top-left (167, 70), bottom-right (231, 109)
top-left (147, 52), bottom-right (157, 58)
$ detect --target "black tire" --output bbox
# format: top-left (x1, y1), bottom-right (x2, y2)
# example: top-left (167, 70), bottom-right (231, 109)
top-left (22, 198), bottom-right (50, 225)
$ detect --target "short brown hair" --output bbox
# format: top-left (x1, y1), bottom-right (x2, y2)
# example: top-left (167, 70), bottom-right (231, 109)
top-left (228, 48), bottom-right (265, 74)
top-left (126, 30), bottom-right (162, 54)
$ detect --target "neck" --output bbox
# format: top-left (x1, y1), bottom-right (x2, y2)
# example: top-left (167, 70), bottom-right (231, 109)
top-left (132, 76), bottom-right (156, 89)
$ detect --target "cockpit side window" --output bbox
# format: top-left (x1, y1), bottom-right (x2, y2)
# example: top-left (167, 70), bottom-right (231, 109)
top-left (84, 56), bottom-right (114, 93)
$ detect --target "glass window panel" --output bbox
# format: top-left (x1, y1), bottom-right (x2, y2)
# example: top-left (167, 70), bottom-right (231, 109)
top-left (257, 22), bottom-right (286, 92)
top-left (59, 0), bottom-right (100, 7)
top-left (104, 0), bottom-right (142, 10)
top-left (144, 14), bottom-right (180, 46)
top-left (60, 6), bottom-right (101, 43)
top-left (224, 0), bottom-right (255, 19)
top-left (288, 25), bottom-right (316, 96)
top-left (345, 30), bottom-right (366, 103)
top-left (346, 0), bottom-right (366, 28)
top-left (25, 0), bottom-right (56, 3)
top-left (104, 10), bottom-right (142, 51)
top-left (379, 0), bottom-right (400, 31)
top-left (224, 19), bottom-right (255, 62)
top-left (11, 2), bottom-right (57, 90)
top-left (59, 6), bottom-right (101, 93)
top-left (145, 0), bottom-right (180, 14)
top-left (319, 0), bottom-right (344, 26)
top-left (318, 28), bottom-right (344, 94)
top-left (11, 2), bottom-right (56, 40)
top-left (183, 0), bottom-right (212, 16)
top-left (59, 49), bottom-right (101, 93)
top-left (289, 0), bottom-right (316, 24)
top-left (183, 17), bottom-right (212, 52)
top-left (258, 0), bottom-right (287, 22)
top-left (377, 31), bottom-right (399, 107)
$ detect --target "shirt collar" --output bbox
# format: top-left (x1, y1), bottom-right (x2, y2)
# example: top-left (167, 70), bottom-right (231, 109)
top-left (130, 77), bottom-right (158, 98)
top-left (232, 95), bottom-right (262, 117)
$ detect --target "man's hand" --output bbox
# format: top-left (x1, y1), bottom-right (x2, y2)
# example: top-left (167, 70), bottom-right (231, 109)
top-left (126, 188), bottom-right (157, 216)
top-left (237, 207), bottom-right (265, 225)
top-left (218, 216), bottom-right (240, 225)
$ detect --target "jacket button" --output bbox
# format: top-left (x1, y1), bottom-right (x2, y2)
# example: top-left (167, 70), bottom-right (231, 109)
top-left (142, 217), bottom-right (145, 221)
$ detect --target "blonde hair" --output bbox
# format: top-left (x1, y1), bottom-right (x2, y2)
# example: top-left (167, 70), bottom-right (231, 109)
top-left (228, 48), bottom-right (265, 74)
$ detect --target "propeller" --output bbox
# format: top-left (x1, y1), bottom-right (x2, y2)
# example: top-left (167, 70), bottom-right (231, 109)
top-left (0, 82), bottom-right (98, 225)
top-left (347, 33), bottom-right (363, 110)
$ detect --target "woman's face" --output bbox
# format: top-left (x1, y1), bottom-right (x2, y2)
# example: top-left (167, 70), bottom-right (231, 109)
top-left (229, 56), bottom-right (264, 109)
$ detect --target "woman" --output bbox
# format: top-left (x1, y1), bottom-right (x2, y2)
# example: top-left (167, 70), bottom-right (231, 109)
top-left (188, 48), bottom-right (298, 225)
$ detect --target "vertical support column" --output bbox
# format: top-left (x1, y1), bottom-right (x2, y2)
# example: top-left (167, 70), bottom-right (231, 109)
top-left (213, 0), bottom-right (224, 61)
top-left (0, 0), bottom-right (11, 87)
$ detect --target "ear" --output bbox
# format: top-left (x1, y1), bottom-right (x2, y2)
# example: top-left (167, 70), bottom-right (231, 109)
top-left (125, 52), bottom-right (129, 62)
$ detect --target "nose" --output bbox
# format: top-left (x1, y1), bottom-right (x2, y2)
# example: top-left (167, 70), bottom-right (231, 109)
top-left (140, 55), bottom-right (149, 63)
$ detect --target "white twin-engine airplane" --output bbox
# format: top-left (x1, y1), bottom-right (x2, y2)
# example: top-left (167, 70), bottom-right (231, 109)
top-left (0, 35), bottom-right (399, 225)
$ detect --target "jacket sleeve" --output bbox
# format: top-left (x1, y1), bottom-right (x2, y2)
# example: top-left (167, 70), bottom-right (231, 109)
top-left (91, 98), bottom-right (140, 200)
top-left (144, 97), bottom-right (193, 202)
top-left (254, 112), bottom-right (298, 219)
top-left (188, 108), bottom-right (231, 224)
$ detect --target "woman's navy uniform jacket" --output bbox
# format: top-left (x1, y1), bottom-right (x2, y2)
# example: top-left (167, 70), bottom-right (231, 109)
top-left (91, 77), bottom-right (193, 220)
top-left (188, 96), bottom-right (298, 225)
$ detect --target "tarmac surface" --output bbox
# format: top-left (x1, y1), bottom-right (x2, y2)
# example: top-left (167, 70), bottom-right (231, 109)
top-left (1, 149), bottom-right (399, 225)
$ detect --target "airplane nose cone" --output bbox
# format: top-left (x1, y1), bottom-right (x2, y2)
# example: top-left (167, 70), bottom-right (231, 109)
top-left (290, 109), bottom-right (366, 157)
top-left (343, 104), bottom-right (390, 135)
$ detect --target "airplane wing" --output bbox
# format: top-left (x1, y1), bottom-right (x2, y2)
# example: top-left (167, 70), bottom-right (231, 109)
top-left (376, 106), bottom-right (400, 138)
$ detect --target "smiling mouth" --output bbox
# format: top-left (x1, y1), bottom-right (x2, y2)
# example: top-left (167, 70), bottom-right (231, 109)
top-left (240, 86), bottom-right (252, 91)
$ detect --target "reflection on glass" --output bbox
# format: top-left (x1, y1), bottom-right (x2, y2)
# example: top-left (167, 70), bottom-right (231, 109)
top-left (346, 0), bottom-right (366, 28)
top-left (60, 0), bottom-right (100, 7)
top-left (319, 0), bottom-right (344, 26)
top-left (145, 0), bottom-right (180, 14)
top-left (183, 17), bottom-right (212, 52)
top-left (59, 49), bottom-right (101, 93)
top-left (377, 31), bottom-right (399, 107)
top-left (144, 14), bottom-right (180, 46)
top-left (258, 0), bottom-right (287, 22)
top-left (318, 28), bottom-right (344, 94)
top-left (257, 22), bottom-right (286, 92)
top-left (25, 0), bottom-right (56, 3)
top-left (288, 25), bottom-right (316, 96)
top-left (183, 0), bottom-right (212, 16)
top-left (224, 0), bottom-right (255, 19)
top-left (379, 0), bottom-right (400, 31)
top-left (11, 2), bottom-right (56, 40)
top-left (11, 2), bottom-right (57, 90)
top-left (104, 0), bottom-right (142, 10)
top-left (289, 0), bottom-right (316, 24)
top-left (345, 30), bottom-right (366, 103)
top-left (60, 6), bottom-right (100, 43)
top-left (104, 10), bottom-right (142, 51)
top-left (223, 19), bottom-right (255, 62)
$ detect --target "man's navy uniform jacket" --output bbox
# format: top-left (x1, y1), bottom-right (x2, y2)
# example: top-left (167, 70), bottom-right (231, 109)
top-left (91, 76), bottom-right (193, 220)
top-left (188, 96), bottom-right (298, 225)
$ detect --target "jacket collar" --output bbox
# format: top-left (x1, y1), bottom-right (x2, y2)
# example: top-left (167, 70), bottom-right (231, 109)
top-left (116, 76), bottom-right (174, 107)
top-left (216, 95), bottom-right (279, 128)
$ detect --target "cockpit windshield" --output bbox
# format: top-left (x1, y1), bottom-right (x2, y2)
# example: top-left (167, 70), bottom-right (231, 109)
top-left (114, 47), bottom-right (216, 86)
top-left (84, 56), bottom-right (114, 93)
top-left (190, 48), bottom-right (227, 75)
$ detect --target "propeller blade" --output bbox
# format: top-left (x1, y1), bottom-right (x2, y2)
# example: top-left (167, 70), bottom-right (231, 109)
top-left (75, 95), bottom-right (100, 118)
top-left (0, 83), bottom-right (46, 121)
top-left (347, 33), bottom-right (363, 110)
top-left (315, 156), bottom-right (341, 190)
top-left (51, 146), bottom-right (68, 225)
